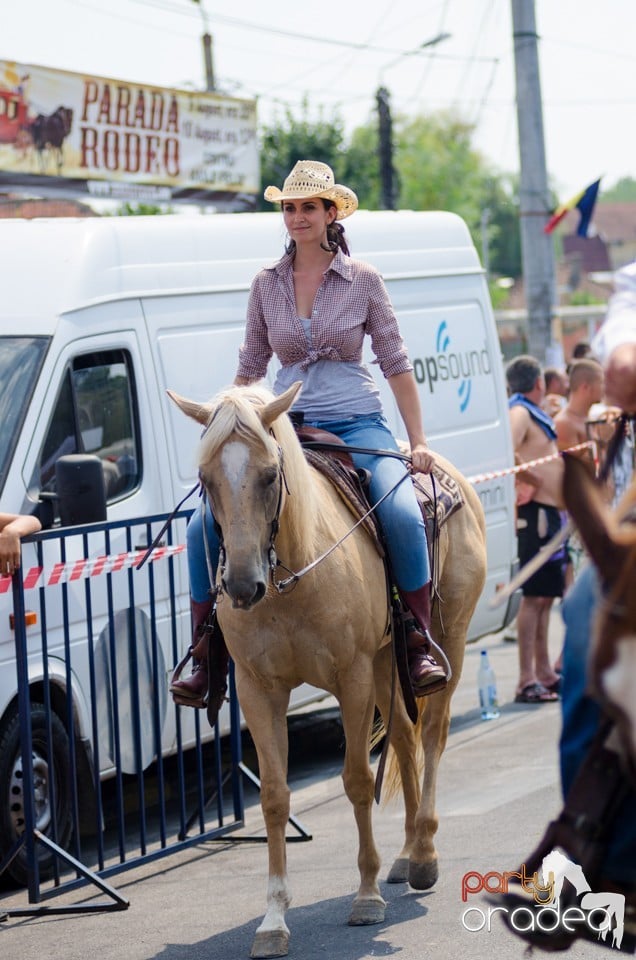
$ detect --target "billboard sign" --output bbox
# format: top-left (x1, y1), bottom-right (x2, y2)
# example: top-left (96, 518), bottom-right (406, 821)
top-left (0, 60), bottom-right (259, 206)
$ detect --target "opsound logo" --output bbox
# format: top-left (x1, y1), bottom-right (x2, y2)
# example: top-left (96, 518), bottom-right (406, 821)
top-left (411, 320), bottom-right (492, 412)
top-left (460, 850), bottom-right (626, 949)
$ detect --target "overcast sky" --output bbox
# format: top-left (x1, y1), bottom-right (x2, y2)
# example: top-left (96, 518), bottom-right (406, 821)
top-left (3, 0), bottom-right (636, 202)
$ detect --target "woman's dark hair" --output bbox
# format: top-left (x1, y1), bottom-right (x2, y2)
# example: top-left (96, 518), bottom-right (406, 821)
top-left (284, 199), bottom-right (351, 256)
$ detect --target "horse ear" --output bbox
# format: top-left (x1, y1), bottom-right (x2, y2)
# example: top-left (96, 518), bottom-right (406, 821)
top-left (259, 381), bottom-right (303, 430)
top-left (166, 389), bottom-right (212, 426)
top-left (563, 454), bottom-right (624, 578)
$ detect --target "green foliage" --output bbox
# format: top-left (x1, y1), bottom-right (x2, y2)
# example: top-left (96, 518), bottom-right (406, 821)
top-left (107, 202), bottom-right (172, 216)
top-left (488, 281), bottom-right (513, 310)
top-left (566, 290), bottom-right (605, 306)
top-left (394, 111), bottom-right (483, 219)
top-left (600, 177), bottom-right (636, 202)
top-left (342, 125), bottom-right (381, 209)
top-left (391, 112), bottom-right (522, 276)
top-left (258, 99), bottom-right (347, 212)
top-left (480, 174), bottom-right (523, 278)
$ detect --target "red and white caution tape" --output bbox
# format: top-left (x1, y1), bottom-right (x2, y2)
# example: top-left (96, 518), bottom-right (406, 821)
top-left (0, 544), bottom-right (185, 594)
top-left (466, 441), bottom-right (595, 486)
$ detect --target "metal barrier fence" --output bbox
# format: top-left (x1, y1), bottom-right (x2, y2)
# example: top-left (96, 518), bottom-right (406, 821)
top-left (0, 511), bottom-right (247, 916)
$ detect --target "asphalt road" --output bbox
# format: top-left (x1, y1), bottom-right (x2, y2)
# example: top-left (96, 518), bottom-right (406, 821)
top-left (0, 609), bottom-right (619, 960)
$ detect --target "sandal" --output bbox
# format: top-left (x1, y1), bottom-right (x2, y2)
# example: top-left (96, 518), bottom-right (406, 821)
top-left (545, 676), bottom-right (562, 695)
top-left (514, 682), bottom-right (559, 704)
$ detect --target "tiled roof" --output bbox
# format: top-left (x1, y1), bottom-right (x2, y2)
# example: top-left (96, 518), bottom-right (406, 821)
top-left (0, 195), bottom-right (98, 218)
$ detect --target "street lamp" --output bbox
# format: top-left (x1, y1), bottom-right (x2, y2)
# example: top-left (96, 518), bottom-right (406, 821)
top-left (376, 33), bottom-right (451, 210)
top-left (191, 0), bottom-right (215, 91)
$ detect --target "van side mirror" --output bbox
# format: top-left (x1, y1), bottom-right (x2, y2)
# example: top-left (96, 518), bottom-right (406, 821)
top-left (55, 454), bottom-right (107, 527)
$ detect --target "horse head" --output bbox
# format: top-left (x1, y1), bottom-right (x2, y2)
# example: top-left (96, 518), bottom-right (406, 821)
top-left (168, 381), bottom-right (304, 609)
top-left (563, 454), bottom-right (636, 778)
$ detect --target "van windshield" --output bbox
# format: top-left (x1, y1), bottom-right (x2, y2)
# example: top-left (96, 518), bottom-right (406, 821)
top-left (0, 337), bottom-right (49, 497)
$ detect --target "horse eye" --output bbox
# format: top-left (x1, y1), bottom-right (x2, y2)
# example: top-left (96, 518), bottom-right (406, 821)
top-left (262, 468), bottom-right (278, 487)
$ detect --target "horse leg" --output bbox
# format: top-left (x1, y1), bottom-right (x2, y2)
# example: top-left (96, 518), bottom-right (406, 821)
top-left (338, 676), bottom-right (386, 926)
top-left (373, 644), bottom-right (422, 884)
top-left (409, 676), bottom-right (455, 890)
top-left (237, 676), bottom-right (293, 959)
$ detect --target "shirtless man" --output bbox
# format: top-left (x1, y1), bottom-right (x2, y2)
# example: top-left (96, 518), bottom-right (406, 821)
top-left (542, 366), bottom-right (569, 418)
top-left (554, 359), bottom-right (603, 463)
top-left (507, 355), bottom-right (564, 704)
top-left (554, 359), bottom-right (604, 594)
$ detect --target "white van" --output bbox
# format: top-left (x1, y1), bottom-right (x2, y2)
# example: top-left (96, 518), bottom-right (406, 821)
top-left (0, 210), bottom-right (518, 871)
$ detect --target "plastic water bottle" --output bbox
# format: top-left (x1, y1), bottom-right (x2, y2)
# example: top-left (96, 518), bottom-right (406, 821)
top-left (478, 649), bottom-right (500, 720)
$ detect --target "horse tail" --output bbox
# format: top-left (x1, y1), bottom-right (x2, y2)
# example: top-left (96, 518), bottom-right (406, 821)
top-left (371, 699), bottom-right (426, 805)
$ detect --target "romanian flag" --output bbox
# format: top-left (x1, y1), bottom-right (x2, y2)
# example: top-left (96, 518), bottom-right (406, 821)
top-left (544, 178), bottom-right (601, 237)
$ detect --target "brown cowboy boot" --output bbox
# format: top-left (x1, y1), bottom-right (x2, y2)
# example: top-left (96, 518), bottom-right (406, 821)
top-left (400, 584), bottom-right (448, 697)
top-left (170, 599), bottom-right (229, 722)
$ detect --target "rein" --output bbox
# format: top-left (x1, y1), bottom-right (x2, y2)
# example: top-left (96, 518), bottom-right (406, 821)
top-left (271, 468), bottom-right (412, 593)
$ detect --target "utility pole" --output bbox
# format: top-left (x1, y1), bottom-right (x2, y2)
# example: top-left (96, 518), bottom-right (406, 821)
top-left (192, 0), bottom-right (215, 91)
top-left (511, 0), bottom-right (556, 365)
top-left (376, 86), bottom-right (396, 210)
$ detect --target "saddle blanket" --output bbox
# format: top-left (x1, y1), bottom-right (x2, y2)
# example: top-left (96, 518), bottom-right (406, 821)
top-left (303, 443), bottom-right (465, 557)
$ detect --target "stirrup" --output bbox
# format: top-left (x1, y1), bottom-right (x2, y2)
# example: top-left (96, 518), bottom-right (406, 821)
top-left (406, 625), bottom-right (449, 697)
top-left (169, 647), bottom-right (208, 709)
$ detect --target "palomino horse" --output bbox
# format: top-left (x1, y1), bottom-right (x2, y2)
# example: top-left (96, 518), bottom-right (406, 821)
top-left (169, 381), bottom-right (487, 959)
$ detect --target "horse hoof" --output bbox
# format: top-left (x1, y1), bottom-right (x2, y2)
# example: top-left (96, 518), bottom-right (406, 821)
top-left (348, 896), bottom-right (386, 925)
top-left (386, 857), bottom-right (409, 883)
top-left (409, 859), bottom-right (439, 890)
top-left (250, 929), bottom-right (289, 958)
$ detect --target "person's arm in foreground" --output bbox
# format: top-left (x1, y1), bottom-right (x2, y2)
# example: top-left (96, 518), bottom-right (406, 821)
top-left (0, 513), bottom-right (41, 574)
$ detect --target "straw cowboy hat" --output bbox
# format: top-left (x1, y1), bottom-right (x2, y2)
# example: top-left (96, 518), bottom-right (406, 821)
top-left (264, 160), bottom-right (358, 220)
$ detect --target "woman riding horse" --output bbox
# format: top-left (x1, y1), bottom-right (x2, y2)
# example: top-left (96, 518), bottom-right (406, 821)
top-left (171, 159), bottom-right (448, 710)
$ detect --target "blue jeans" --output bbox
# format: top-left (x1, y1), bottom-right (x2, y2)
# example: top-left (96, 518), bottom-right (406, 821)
top-left (187, 413), bottom-right (429, 602)
top-left (560, 563), bottom-right (636, 884)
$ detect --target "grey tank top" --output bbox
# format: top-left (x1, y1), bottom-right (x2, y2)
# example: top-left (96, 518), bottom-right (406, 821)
top-left (273, 318), bottom-right (383, 422)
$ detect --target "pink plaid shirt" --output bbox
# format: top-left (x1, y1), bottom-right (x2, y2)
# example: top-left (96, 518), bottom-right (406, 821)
top-left (236, 249), bottom-right (413, 380)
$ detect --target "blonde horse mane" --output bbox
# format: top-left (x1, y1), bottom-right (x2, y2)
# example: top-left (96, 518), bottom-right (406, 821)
top-left (198, 383), bottom-right (322, 553)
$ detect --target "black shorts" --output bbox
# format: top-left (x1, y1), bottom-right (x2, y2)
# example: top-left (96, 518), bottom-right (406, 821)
top-left (517, 501), bottom-right (565, 598)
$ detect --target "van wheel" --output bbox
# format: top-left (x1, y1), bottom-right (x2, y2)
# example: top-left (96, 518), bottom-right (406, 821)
top-left (0, 703), bottom-right (73, 887)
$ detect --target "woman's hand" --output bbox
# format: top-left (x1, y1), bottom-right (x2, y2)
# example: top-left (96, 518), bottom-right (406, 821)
top-left (410, 442), bottom-right (435, 474)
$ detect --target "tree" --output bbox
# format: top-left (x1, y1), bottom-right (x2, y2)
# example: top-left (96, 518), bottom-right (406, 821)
top-left (341, 124), bottom-right (382, 209)
top-left (481, 174), bottom-right (523, 279)
top-left (600, 177), bottom-right (636, 202)
top-left (394, 111), bottom-right (485, 224)
top-left (385, 110), bottom-right (522, 277)
top-left (257, 99), bottom-right (347, 211)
